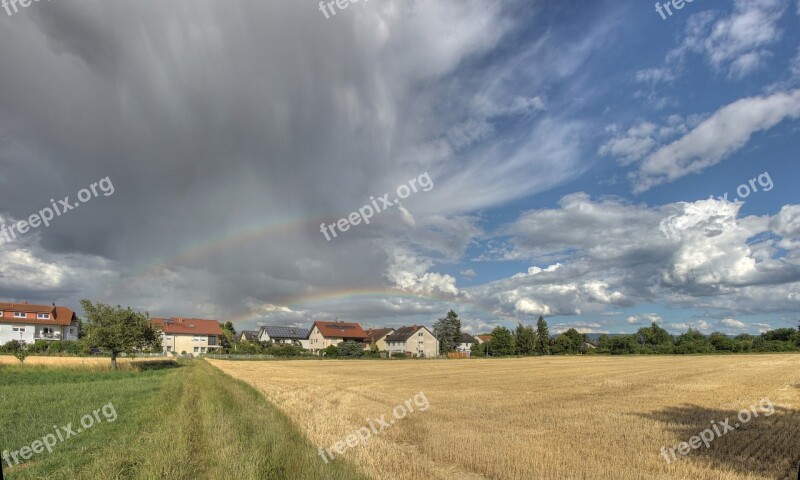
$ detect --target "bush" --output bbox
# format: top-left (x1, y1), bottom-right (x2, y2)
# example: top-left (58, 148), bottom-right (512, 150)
top-left (322, 345), bottom-right (339, 357)
top-left (337, 341), bottom-right (364, 357)
top-left (0, 340), bottom-right (23, 354)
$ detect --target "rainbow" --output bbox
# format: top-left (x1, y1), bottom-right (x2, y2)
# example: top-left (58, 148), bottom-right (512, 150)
top-left (111, 216), bottom-right (511, 325)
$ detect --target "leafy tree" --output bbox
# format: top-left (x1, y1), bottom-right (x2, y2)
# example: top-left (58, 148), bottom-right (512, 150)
top-left (322, 345), bottom-right (339, 357)
top-left (762, 328), bottom-right (799, 343)
top-left (223, 321), bottom-right (236, 335)
top-left (433, 310), bottom-right (462, 354)
top-left (675, 329), bottom-right (713, 354)
top-left (636, 323), bottom-right (673, 346)
top-left (534, 316), bottom-right (550, 355)
top-left (709, 332), bottom-right (735, 351)
top-left (218, 322), bottom-right (235, 351)
top-left (488, 327), bottom-right (515, 356)
top-left (514, 324), bottom-right (536, 355)
top-left (603, 335), bottom-right (640, 355)
top-left (338, 341), bottom-right (364, 357)
top-left (80, 300), bottom-right (161, 370)
top-left (470, 341), bottom-right (485, 357)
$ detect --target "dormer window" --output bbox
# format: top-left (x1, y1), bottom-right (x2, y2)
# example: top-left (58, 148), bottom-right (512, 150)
top-left (37, 313), bottom-right (50, 320)
top-left (14, 312), bottom-right (26, 318)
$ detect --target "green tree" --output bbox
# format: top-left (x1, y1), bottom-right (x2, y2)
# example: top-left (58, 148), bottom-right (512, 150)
top-left (433, 310), bottom-right (462, 354)
top-left (514, 324), bottom-right (536, 355)
top-left (675, 329), bottom-right (712, 354)
top-left (338, 341), bottom-right (364, 357)
top-left (534, 316), bottom-right (550, 355)
top-left (322, 345), bottom-right (339, 357)
top-left (709, 332), bottom-right (735, 351)
top-left (80, 300), bottom-right (161, 370)
top-left (470, 341), bottom-right (485, 357)
top-left (488, 326), bottom-right (515, 356)
top-left (636, 323), bottom-right (673, 346)
top-left (219, 322), bottom-right (236, 352)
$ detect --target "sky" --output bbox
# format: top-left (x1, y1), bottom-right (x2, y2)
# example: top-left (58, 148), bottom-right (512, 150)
top-left (0, 0), bottom-right (798, 336)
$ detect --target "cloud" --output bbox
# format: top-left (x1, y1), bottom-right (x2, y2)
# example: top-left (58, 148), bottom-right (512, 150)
top-left (460, 269), bottom-right (477, 279)
top-left (658, 0), bottom-right (788, 80)
top-left (720, 317), bottom-right (747, 329)
top-left (466, 194), bottom-right (800, 320)
top-left (627, 313), bottom-right (663, 325)
top-left (629, 90), bottom-right (800, 192)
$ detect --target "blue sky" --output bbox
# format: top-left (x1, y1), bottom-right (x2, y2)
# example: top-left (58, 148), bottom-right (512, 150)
top-left (0, 0), bottom-right (798, 335)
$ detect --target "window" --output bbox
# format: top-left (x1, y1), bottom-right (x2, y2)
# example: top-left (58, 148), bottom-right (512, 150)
top-left (419, 332), bottom-right (423, 337)
top-left (201, 347), bottom-right (206, 353)
top-left (193, 347), bottom-right (199, 353)
top-left (14, 312), bottom-right (25, 318)
top-left (166, 346), bottom-right (172, 352)
top-left (12, 327), bottom-right (25, 332)
top-left (37, 313), bottom-right (50, 320)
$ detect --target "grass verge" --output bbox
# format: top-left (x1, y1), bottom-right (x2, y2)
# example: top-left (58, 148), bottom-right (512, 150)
top-left (0, 360), bottom-right (370, 480)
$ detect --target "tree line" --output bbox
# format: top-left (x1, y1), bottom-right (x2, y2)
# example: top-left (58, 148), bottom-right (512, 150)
top-left (431, 310), bottom-right (800, 356)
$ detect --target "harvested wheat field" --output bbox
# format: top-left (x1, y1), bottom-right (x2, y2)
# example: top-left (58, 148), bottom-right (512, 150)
top-left (0, 355), bottom-right (171, 370)
top-left (209, 355), bottom-right (800, 480)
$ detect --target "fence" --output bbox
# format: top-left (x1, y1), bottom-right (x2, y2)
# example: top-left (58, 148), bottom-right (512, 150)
top-left (205, 354), bottom-right (276, 360)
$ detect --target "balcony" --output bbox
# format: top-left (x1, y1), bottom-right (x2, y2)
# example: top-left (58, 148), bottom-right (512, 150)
top-left (35, 333), bottom-right (62, 340)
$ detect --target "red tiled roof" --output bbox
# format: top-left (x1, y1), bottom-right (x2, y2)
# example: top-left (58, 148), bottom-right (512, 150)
top-left (151, 318), bottom-right (222, 336)
top-left (0, 302), bottom-right (76, 326)
top-left (312, 321), bottom-right (367, 339)
top-left (477, 335), bottom-right (492, 343)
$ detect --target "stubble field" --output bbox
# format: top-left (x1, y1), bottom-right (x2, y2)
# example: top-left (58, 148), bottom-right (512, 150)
top-left (209, 355), bottom-right (800, 480)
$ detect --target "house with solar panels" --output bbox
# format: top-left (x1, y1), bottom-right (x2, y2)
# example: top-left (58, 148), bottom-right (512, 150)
top-left (258, 325), bottom-right (310, 349)
top-left (307, 320), bottom-right (368, 354)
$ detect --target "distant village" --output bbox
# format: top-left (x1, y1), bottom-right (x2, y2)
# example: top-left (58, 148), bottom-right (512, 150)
top-left (0, 300), bottom-right (492, 358)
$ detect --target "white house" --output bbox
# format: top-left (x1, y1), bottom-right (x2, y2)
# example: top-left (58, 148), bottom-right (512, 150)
top-left (385, 325), bottom-right (439, 358)
top-left (0, 302), bottom-right (79, 346)
top-left (457, 333), bottom-right (479, 353)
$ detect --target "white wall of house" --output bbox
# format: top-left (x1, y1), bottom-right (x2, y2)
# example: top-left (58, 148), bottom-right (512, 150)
top-left (0, 323), bottom-right (35, 345)
top-left (308, 326), bottom-right (350, 354)
top-left (456, 342), bottom-right (475, 352)
top-left (259, 330), bottom-right (310, 349)
top-left (161, 333), bottom-right (220, 355)
top-left (386, 328), bottom-right (439, 358)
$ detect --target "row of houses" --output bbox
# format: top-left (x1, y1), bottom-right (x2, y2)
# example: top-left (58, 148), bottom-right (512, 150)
top-left (240, 321), bottom-right (444, 357)
top-left (247, 321), bottom-right (491, 357)
top-left (0, 301), bottom-right (490, 358)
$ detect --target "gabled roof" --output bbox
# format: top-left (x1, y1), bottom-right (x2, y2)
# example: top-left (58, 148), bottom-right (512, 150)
top-left (312, 321), bottom-right (367, 339)
top-left (239, 330), bottom-right (260, 342)
top-left (0, 302), bottom-right (77, 326)
top-left (260, 325), bottom-right (309, 340)
top-left (461, 333), bottom-right (478, 344)
top-left (386, 325), bottom-right (431, 343)
top-left (477, 334), bottom-right (492, 343)
top-left (151, 318), bottom-right (222, 336)
top-left (365, 328), bottom-right (395, 343)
